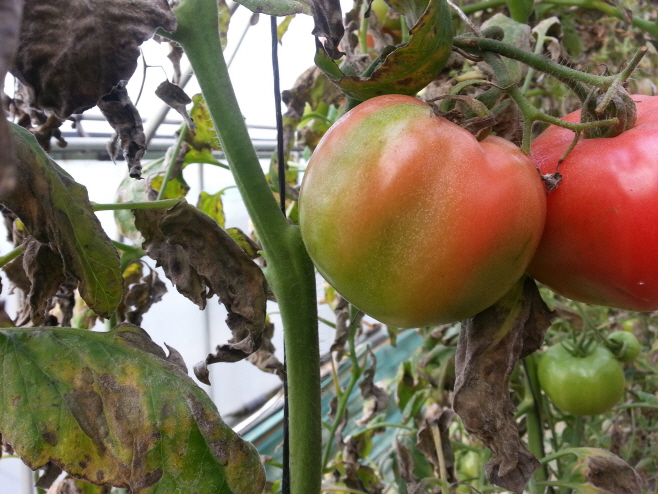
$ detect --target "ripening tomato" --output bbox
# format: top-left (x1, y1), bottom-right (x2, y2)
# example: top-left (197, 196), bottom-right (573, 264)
top-left (298, 95), bottom-right (546, 328)
top-left (529, 95), bottom-right (658, 311)
top-left (538, 344), bottom-right (625, 416)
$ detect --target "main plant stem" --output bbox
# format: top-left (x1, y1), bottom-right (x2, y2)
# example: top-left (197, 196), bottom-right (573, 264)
top-left (160, 2), bottom-right (321, 492)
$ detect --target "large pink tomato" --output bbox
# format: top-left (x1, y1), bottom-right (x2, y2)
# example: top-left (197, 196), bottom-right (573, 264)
top-left (529, 95), bottom-right (658, 311)
top-left (299, 95), bottom-right (546, 328)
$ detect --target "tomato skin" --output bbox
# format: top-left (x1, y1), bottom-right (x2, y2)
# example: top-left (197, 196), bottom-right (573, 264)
top-left (608, 331), bottom-right (641, 363)
top-left (538, 344), bottom-right (625, 416)
top-left (529, 95), bottom-right (658, 311)
top-left (299, 95), bottom-right (546, 328)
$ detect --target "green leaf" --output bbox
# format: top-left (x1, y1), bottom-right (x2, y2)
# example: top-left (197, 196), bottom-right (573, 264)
top-left (314, 0), bottom-right (452, 101)
top-left (277, 15), bottom-right (295, 42)
top-left (197, 190), bottom-right (227, 228)
top-left (2, 124), bottom-right (123, 318)
top-left (0, 324), bottom-right (266, 493)
top-left (480, 13), bottom-right (531, 83)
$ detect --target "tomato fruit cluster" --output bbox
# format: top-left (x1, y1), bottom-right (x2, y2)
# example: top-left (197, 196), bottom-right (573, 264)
top-left (299, 95), bottom-right (546, 328)
top-left (538, 343), bottom-right (625, 416)
top-left (529, 95), bottom-right (658, 311)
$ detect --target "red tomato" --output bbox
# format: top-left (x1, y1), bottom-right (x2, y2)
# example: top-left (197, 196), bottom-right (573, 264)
top-left (299, 95), bottom-right (546, 328)
top-left (529, 95), bottom-right (658, 311)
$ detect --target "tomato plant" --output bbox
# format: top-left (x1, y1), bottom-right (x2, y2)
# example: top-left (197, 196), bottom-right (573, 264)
top-left (299, 94), bottom-right (546, 328)
top-left (529, 95), bottom-right (658, 312)
top-left (608, 330), bottom-right (641, 363)
top-left (538, 343), bottom-right (625, 416)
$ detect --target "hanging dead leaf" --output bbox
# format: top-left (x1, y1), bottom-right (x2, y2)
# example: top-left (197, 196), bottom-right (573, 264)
top-left (97, 81), bottom-right (147, 179)
top-left (247, 317), bottom-right (285, 380)
top-left (131, 201), bottom-right (268, 380)
top-left (12, 0), bottom-right (176, 118)
top-left (21, 238), bottom-right (66, 326)
top-left (356, 347), bottom-right (391, 425)
top-left (453, 276), bottom-right (555, 494)
top-left (415, 412), bottom-right (456, 481)
top-left (0, 0), bottom-right (22, 195)
top-left (117, 261), bottom-right (167, 326)
top-left (155, 80), bottom-right (195, 131)
top-left (0, 324), bottom-right (266, 493)
top-left (1, 124), bottom-right (124, 318)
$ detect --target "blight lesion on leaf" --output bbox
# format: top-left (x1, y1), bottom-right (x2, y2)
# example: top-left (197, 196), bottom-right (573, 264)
top-left (0, 324), bottom-right (266, 493)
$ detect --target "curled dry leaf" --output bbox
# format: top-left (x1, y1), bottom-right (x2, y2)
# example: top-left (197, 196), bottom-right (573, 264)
top-left (247, 317), bottom-right (285, 380)
top-left (47, 477), bottom-right (112, 494)
top-left (0, 324), bottom-right (265, 493)
top-left (395, 440), bottom-right (418, 484)
top-left (12, 0), bottom-right (176, 118)
top-left (36, 463), bottom-right (64, 489)
top-left (453, 276), bottom-right (555, 494)
top-left (0, 0), bottom-right (23, 196)
top-left (1, 124), bottom-right (123, 318)
top-left (356, 347), bottom-right (391, 425)
top-left (131, 201), bottom-right (268, 382)
top-left (117, 261), bottom-right (167, 326)
top-left (415, 411), bottom-right (456, 481)
top-left (97, 81), bottom-right (146, 179)
top-left (155, 80), bottom-right (195, 131)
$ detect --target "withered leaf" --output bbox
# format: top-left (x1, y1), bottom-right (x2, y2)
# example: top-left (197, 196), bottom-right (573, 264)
top-left (395, 440), bottom-right (418, 484)
top-left (12, 0), bottom-right (176, 118)
top-left (166, 42), bottom-right (184, 85)
top-left (97, 81), bottom-right (146, 179)
top-left (453, 276), bottom-right (555, 494)
top-left (247, 317), bottom-right (285, 380)
top-left (1, 124), bottom-right (123, 318)
top-left (117, 261), bottom-right (167, 326)
top-left (155, 80), bottom-right (195, 131)
top-left (415, 412), bottom-right (456, 481)
top-left (0, 0), bottom-right (22, 196)
top-left (36, 462), bottom-right (64, 489)
top-left (356, 347), bottom-right (391, 425)
top-left (0, 324), bottom-right (265, 493)
top-left (21, 238), bottom-right (66, 326)
top-left (131, 201), bottom-right (268, 380)
top-left (47, 476), bottom-right (112, 494)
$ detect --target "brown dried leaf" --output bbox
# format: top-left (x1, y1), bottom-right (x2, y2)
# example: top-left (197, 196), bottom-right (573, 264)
top-left (247, 317), bottom-right (285, 380)
top-left (356, 347), bottom-right (390, 425)
top-left (12, 0), bottom-right (176, 118)
top-left (415, 411), bottom-right (456, 481)
top-left (36, 462), bottom-right (64, 489)
top-left (395, 440), bottom-right (418, 483)
top-left (131, 201), bottom-right (267, 382)
top-left (117, 261), bottom-right (167, 326)
top-left (310, 0), bottom-right (345, 59)
top-left (155, 80), bottom-right (195, 131)
top-left (453, 276), bottom-right (555, 494)
top-left (97, 81), bottom-right (146, 179)
top-left (21, 238), bottom-right (66, 326)
top-left (166, 42), bottom-right (184, 85)
top-left (0, 0), bottom-right (22, 196)
top-left (586, 454), bottom-right (643, 494)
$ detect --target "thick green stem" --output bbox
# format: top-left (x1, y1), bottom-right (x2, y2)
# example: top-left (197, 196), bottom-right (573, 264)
top-left (160, 1), bottom-right (321, 492)
top-left (92, 199), bottom-right (184, 211)
top-left (0, 245), bottom-right (23, 269)
top-left (523, 355), bottom-right (547, 482)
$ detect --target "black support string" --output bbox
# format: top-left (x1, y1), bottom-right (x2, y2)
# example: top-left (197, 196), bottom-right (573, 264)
top-left (271, 15), bottom-right (290, 494)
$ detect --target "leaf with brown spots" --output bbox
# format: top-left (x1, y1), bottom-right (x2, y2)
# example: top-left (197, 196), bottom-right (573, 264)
top-left (314, 0), bottom-right (452, 101)
top-left (131, 201), bottom-right (268, 380)
top-left (12, 0), bottom-right (176, 118)
top-left (0, 324), bottom-right (266, 493)
top-left (0, 124), bottom-right (123, 319)
top-left (453, 276), bottom-right (555, 494)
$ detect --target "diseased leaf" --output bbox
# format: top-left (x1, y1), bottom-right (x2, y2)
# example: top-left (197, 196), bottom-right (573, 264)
top-left (12, 0), bottom-right (176, 118)
top-left (114, 158), bottom-right (190, 242)
top-left (117, 261), bottom-right (167, 326)
top-left (197, 189), bottom-right (227, 228)
top-left (225, 228), bottom-right (262, 260)
top-left (453, 276), bottom-right (555, 494)
top-left (186, 94), bottom-right (221, 151)
top-left (415, 412), bottom-right (456, 481)
top-left (235, 0), bottom-right (344, 58)
top-left (356, 347), bottom-right (391, 425)
top-left (0, 324), bottom-right (266, 493)
top-left (97, 81), bottom-right (146, 179)
top-left (155, 80), bottom-right (195, 131)
top-left (0, 0), bottom-right (23, 195)
top-left (1, 124), bottom-right (123, 318)
top-left (21, 238), bottom-right (66, 326)
top-left (246, 317), bottom-right (284, 380)
top-left (384, 0), bottom-right (427, 27)
top-left (565, 448), bottom-right (643, 493)
top-left (315, 0), bottom-right (452, 101)
top-left (218, 0), bottom-right (231, 49)
top-left (131, 202), bottom-right (268, 378)
top-left (36, 462), bottom-right (63, 489)
top-left (47, 476), bottom-right (112, 494)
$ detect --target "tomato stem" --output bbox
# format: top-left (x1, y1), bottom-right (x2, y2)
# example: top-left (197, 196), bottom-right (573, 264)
top-left (0, 245), bottom-right (22, 269)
